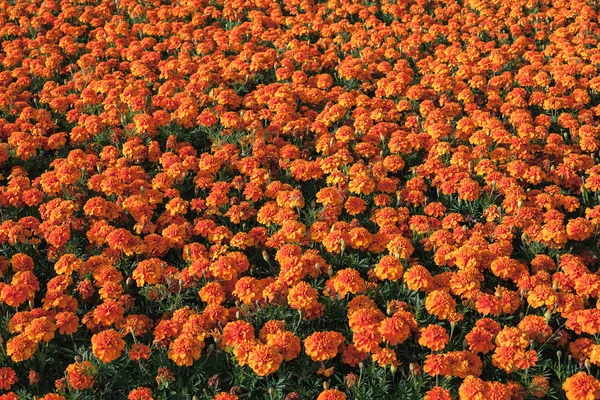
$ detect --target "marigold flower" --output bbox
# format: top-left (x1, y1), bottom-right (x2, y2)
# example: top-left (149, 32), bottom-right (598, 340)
top-left (424, 386), bottom-right (453, 400)
top-left (168, 334), bottom-right (204, 367)
top-left (374, 255), bottom-right (404, 282)
top-left (304, 331), bottom-right (345, 361)
top-left (66, 361), bottom-right (95, 390)
top-left (6, 334), bottom-right (37, 362)
top-left (425, 290), bottom-right (456, 320)
top-left (563, 372), bottom-right (600, 400)
top-left (91, 329), bottom-right (126, 363)
top-left (128, 387), bottom-right (154, 400)
top-left (316, 389), bottom-right (347, 400)
top-left (247, 343), bottom-right (283, 376)
top-left (221, 321), bottom-right (255, 349)
top-left (418, 325), bottom-right (449, 351)
top-left (0, 368), bottom-right (17, 390)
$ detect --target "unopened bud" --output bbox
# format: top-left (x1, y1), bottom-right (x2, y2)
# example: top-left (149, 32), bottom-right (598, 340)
top-left (262, 250), bottom-right (269, 262)
top-left (390, 364), bottom-right (397, 375)
top-left (74, 355), bottom-right (82, 362)
top-left (323, 381), bottom-right (329, 390)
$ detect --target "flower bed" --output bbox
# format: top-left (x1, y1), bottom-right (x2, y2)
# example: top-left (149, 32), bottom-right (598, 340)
top-left (1, 0), bottom-right (600, 399)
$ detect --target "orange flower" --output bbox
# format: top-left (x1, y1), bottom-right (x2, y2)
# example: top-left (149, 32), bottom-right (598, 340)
top-left (316, 389), bottom-right (347, 400)
top-left (168, 334), bottom-right (204, 367)
top-left (374, 255), bottom-right (404, 281)
top-left (465, 327), bottom-right (494, 354)
top-left (304, 331), bottom-right (345, 361)
top-left (424, 387), bottom-right (452, 400)
top-left (266, 330), bottom-right (301, 361)
top-left (563, 372), bottom-right (600, 400)
top-left (0, 368), bottom-right (17, 390)
top-left (331, 268), bottom-right (366, 297)
top-left (128, 387), bottom-right (154, 400)
top-left (418, 325), bottom-right (449, 351)
top-left (6, 334), bottom-right (37, 362)
top-left (66, 361), bottom-right (95, 390)
top-left (221, 321), bottom-right (255, 349)
top-left (425, 290), bottom-right (456, 320)
top-left (91, 329), bottom-right (126, 363)
top-left (247, 343), bottom-right (283, 376)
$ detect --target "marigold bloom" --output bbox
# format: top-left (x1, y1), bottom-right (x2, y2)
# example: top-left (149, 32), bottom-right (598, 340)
top-left (304, 331), bottom-right (345, 361)
top-left (266, 330), bottom-right (301, 361)
top-left (563, 372), bottom-right (600, 400)
top-left (316, 389), bottom-right (347, 400)
top-left (418, 325), bottom-right (449, 351)
top-left (66, 361), bottom-right (95, 390)
top-left (129, 344), bottom-right (151, 361)
top-left (221, 321), bottom-right (255, 349)
top-left (424, 386), bottom-right (453, 400)
top-left (331, 268), bottom-right (366, 297)
top-left (6, 334), bottom-right (37, 362)
top-left (374, 255), bottom-right (404, 282)
top-left (425, 290), bottom-right (456, 320)
top-left (91, 329), bottom-right (126, 363)
top-left (128, 387), bottom-right (154, 400)
top-left (168, 334), bottom-right (204, 367)
top-left (247, 343), bottom-right (283, 376)
top-left (0, 368), bottom-right (17, 390)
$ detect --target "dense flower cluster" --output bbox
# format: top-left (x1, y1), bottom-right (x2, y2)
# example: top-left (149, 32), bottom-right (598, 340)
top-left (0, 0), bottom-right (600, 398)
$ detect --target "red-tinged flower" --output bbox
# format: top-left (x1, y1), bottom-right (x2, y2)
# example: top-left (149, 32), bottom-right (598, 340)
top-left (40, 394), bottom-right (65, 400)
top-left (345, 197), bottom-right (366, 215)
top-left (404, 265), bottom-right (433, 291)
top-left (0, 368), bottom-right (17, 390)
top-left (341, 344), bottom-right (368, 367)
top-left (379, 317), bottom-right (411, 346)
top-left (214, 393), bottom-right (238, 400)
top-left (66, 361), bottom-right (95, 390)
top-left (155, 367), bottom-right (175, 386)
top-left (129, 344), bottom-right (151, 361)
top-left (563, 372), bottom-right (600, 400)
top-left (221, 321), bottom-right (255, 349)
top-left (287, 281), bottom-right (319, 312)
top-left (29, 370), bottom-right (40, 385)
top-left (128, 387), bottom-right (154, 400)
top-left (423, 354), bottom-right (448, 377)
top-left (566, 217), bottom-right (594, 241)
top-left (386, 236), bottom-right (414, 259)
top-left (91, 329), bottom-right (125, 363)
top-left (132, 259), bottom-right (165, 286)
top-left (198, 282), bottom-right (226, 305)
